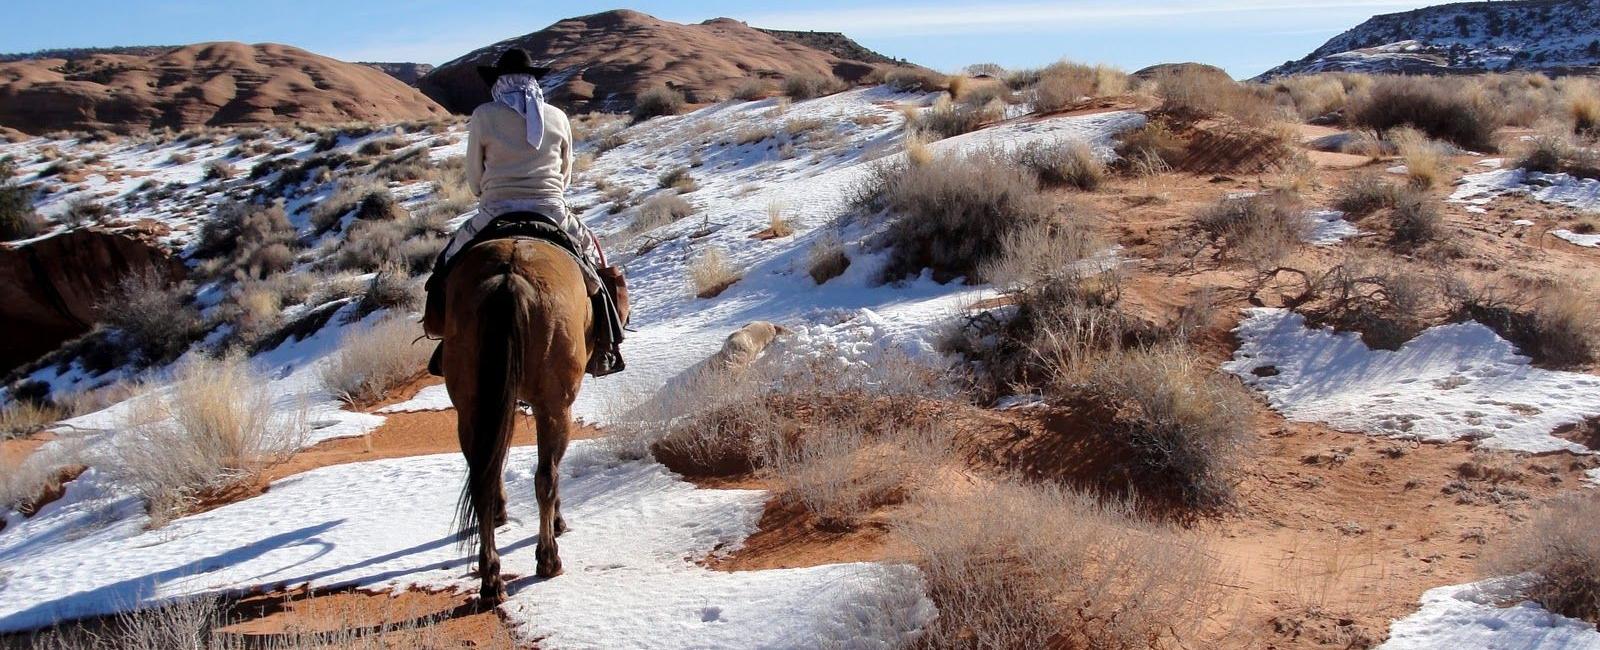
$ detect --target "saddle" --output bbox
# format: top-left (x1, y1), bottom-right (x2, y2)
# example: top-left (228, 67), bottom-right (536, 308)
top-left (423, 211), bottom-right (628, 377)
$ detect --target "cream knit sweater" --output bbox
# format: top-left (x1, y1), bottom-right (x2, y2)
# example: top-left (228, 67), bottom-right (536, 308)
top-left (466, 100), bottom-right (572, 206)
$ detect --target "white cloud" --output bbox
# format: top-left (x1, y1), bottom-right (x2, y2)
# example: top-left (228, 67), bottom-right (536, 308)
top-left (743, 0), bottom-right (1430, 36)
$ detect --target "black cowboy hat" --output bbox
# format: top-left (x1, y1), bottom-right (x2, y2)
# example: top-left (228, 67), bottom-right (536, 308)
top-left (476, 48), bottom-right (550, 86)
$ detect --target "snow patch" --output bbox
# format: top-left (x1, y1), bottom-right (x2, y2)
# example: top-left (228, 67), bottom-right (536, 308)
top-left (1224, 308), bottom-right (1600, 453)
top-left (1381, 577), bottom-right (1600, 649)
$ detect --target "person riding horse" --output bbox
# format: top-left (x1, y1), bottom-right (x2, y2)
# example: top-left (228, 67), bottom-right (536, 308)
top-left (423, 48), bottom-right (627, 377)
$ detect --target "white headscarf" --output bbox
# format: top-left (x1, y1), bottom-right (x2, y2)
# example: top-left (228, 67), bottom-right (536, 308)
top-left (490, 72), bottom-right (546, 149)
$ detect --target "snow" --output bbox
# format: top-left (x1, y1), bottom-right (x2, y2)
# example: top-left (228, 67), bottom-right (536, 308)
top-left (0, 88), bottom-right (1151, 643)
top-left (1224, 308), bottom-right (1600, 453)
top-left (1452, 168), bottom-right (1600, 215)
top-left (1303, 209), bottom-right (1359, 245)
top-left (0, 441), bottom-right (932, 647)
top-left (1554, 230), bottom-right (1600, 248)
top-left (1381, 577), bottom-right (1600, 650)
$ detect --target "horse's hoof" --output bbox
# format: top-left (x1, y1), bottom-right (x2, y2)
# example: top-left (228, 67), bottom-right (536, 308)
top-left (554, 515), bottom-right (569, 536)
top-left (479, 583), bottom-right (508, 609)
top-left (536, 545), bottom-right (563, 578)
top-left (494, 512), bottom-right (509, 528)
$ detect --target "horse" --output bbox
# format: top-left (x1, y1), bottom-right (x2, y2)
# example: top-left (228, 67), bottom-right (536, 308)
top-left (441, 237), bottom-right (593, 606)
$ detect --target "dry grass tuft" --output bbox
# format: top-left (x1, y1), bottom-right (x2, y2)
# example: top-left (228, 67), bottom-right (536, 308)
top-left (1333, 172), bottom-right (1400, 217)
top-left (1030, 61), bottom-right (1128, 113)
top-left (765, 422), bottom-right (944, 530)
top-left (1, 400), bottom-right (63, 440)
top-left (1458, 282), bottom-right (1600, 368)
top-left (628, 192), bottom-right (694, 236)
top-left (689, 247), bottom-right (741, 298)
top-left (1155, 66), bottom-right (1278, 126)
top-left (1012, 138), bottom-right (1105, 190)
top-left (319, 316), bottom-right (431, 406)
top-left (1390, 127), bottom-right (1452, 189)
top-left (898, 480), bottom-right (1216, 648)
top-left (783, 73), bottom-right (840, 100)
top-left (112, 355), bottom-right (307, 524)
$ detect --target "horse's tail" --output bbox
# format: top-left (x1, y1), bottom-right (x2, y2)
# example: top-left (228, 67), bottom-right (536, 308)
top-left (455, 271), bottom-right (528, 552)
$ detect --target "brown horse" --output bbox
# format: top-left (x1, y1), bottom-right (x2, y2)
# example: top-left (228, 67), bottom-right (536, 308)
top-left (441, 238), bottom-right (591, 606)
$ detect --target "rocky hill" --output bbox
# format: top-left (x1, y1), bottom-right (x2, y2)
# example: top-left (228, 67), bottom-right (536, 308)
top-left (0, 42), bottom-right (448, 134)
top-left (755, 28), bottom-right (902, 65)
top-left (418, 10), bottom-right (905, 114)
top-left (1258, 0), bottom-right (1600, 79)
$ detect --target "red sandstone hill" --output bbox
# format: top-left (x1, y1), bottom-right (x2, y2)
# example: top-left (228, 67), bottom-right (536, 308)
top-left (0, 42), bottom-right (448, 135)
top-left (419, 10), bottom-right (908, 114)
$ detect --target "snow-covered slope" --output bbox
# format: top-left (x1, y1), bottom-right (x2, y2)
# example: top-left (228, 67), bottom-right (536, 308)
top-left (0, 87), bottom-right (1146, 644)
top-left (1258, 0), bottom-right (1600, 79)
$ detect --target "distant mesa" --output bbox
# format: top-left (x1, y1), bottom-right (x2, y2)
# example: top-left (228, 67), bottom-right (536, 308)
top-left (1258, 0), bottom-right (1600, 79)
top-left (418, 9), bottom-right (914, 115)
top-left (0, 42), bottom-right (447, 135)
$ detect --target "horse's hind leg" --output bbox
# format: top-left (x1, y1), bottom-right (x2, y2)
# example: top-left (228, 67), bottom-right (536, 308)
top-left (534, 406), bottom-right (572, 577)
top-left (474, 453), bottom-right (509, 605)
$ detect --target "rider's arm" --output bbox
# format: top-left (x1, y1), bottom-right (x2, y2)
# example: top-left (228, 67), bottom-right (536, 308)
top-left (466, 111), bottom-right (486, 197)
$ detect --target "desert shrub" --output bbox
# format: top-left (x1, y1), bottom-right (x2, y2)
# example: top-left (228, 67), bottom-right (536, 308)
top-left (1113, 120), bottom-right (1186, 176)
top-left (1485, 493), bottom-right (1600, 623)
top-left (628, 192), bottom-right (694, 236)
top-left (852, 148), bottom-right (1050, 282)
top-left (1459, 283), bottom-right (1599, 368)
top-left (353, 264), bottom-right (421, 317)
top-left (807, 232), bottom-right (850, 285)
top-left (689, 247), bottom-right (740, 298)
top-left (978, 209), bottom-right (1100, 292)
top-left (99, 271), bottom-right (206, 367)
top-left (1390, 127), bottom-right (1452, 188)
top-left (1075, 344), bottom-right (1253, 508)
top-left (1273, 74), bottom-right (1359, 120)
top-left (319, 315), bottom-right (431, 405)
top-left (1387, 187), bottom-right (1444, 250)
top-left (1155, 66), bottom-right (1277, 125)
top-left (733, 124), bottom-right (777, 145)
top-left (1012, 138), bottom-right (1105, 190)
top-left (1305, 254), bottom-right (1438, 349)
top-left (1516, 131), bottom-right (1600, 180)
top-left (165, 152), bottom-right (195, 165)
top-left (60, 196), bottom-right (109, 227)
top-left (1568, 82), bottom-right (1600, 136)
top-left (657, 166), bottom-right (696, 192)
top-left (885, 68), bottom-right (947, 93)
top-left (764, 422), bottom-right (942, 530)
top-left (632, 86), bottom-right (686, 122)
top-left (202, 159), bottom-right (235, 181)
top-left (355, 135), bottom-right (405, 157)
top-left (1031, 61), bottom-right (1128, 113)
top-left (1334, 172), bottom-right (1400, 217)
top-left (194, 201), bottom-right (300, 278)
top-left (783, 73), bottom-right (838, 100)
top-left (908, 94), bottom-right (1004, 140)
top-left (897, 480), bottom-right (1214, 649)
top-left (354, 189), bottom-right (404, 221)
top-left (1196, 191), bottom-right (1307, 268)
top-left (732, 79), bottom-right (773, 101)
top-left (310, 177), bottom-right (386, 232)
top-left (112, 354), bottom-right (306, 523)
top-left (1348, 76), bottom-right (1502, 152)
top-left (0, 181), bottom-right (43, 240)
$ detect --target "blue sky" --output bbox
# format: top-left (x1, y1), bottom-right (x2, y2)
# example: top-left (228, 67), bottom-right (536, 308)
top-left (2, 1), bottom-right (1447, 78)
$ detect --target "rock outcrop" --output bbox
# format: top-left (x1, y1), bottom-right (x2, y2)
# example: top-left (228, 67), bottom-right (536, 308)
top-left (0, 224), bottom-right (185, 373)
